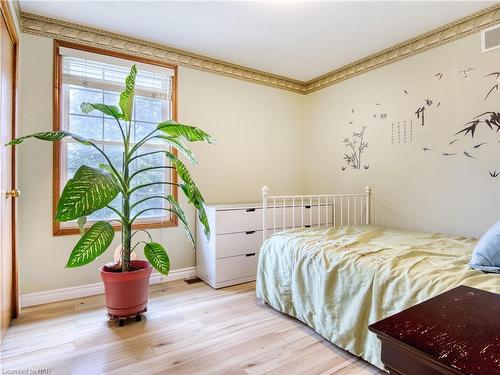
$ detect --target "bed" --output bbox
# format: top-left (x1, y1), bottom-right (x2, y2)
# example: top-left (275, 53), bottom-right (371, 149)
top-left (256, 187), bottom-right (500, 370)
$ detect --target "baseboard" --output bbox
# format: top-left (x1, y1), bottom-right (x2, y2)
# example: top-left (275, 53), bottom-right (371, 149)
top-left (19, 266), bottom-right (196, 308)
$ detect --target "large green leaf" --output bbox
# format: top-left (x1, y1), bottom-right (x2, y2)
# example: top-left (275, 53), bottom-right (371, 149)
top-left (157, 120), bottom-right (216, 144)
top-left (66, 221), bottom-right (114, 268)
top-left (119, 65), bottom-right (137, 121)
top-left (166, 195), bottom-right (194, 246)
top-left (156, 136), bottom-right (198, 165)
top-left (144, 242), bottom-right (170, 275)
top-left (181, 182), bottom-right (210, 240)
top-left (164, 150), bottom-right (193, 184)
top-left (81, 102), bottom-right (123, 120)
top-left (56, 165), bottom-right (120, 222)
top-left (6, 131), bottom-right (91, 146)
top-left (164, 151), bottom-right (209, 240)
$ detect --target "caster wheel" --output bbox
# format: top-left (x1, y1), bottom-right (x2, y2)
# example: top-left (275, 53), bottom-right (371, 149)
top-left (118, 319), bottom-right (125, 327)
top-left (136, 315), bottom-right (142, 322)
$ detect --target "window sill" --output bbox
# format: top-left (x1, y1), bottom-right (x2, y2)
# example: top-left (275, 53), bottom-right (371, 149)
top-left (52, 218), bottom-right (178, 236)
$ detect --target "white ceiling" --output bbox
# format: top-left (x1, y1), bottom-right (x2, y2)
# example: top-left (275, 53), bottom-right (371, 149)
top-left (20, 1), bottom-right (495, 81)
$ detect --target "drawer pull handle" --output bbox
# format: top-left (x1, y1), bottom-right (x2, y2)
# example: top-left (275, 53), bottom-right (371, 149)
top-left (245, 231), bottom-right (256, 235)
top-left (305, 225), bottom-right (311, 228)
top-left (246, 208), bottom-right (256, 212)
top-left (246, 253), bottom-right (256, 257)
top-left (304, 205), bottom-right (311, 209)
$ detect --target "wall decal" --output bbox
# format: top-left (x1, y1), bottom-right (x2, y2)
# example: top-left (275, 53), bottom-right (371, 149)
top-left (457, 112), bottom-right (500, 138)
top-left (435, 72), bottom-right (444, 80)
top-left (425, 99), bottom-right (433, 106)
top-left (484, 72), bottom-right (500, 100)
top-left (449, 139), bottom-right (459, 145)
top-left (403, 90), bottom-right (409, 95)
top-left (392, 121), bottom-right (412, 144)
top-left (380, 113), bottom-right (387, 119)
top-left (458, 68), bottom-right (475, 80)
top-left (443, 153), bottom-right (457, 156)
top-left (364, 165), bottom-right (370, 169)
top-left (341, 166), bottom-right (346, 171)
top-left (437, 102), bottom-right (441, 108)
top-left (342, 126), bottom-right (369, 170)
top-left (489, 170), bottom-right (499, 178)
top-left (463, 151), bottom-right (477, 159)
top-left (422, 147), bottom-right (433, 152)
top-left (473, 142), bottom-right (488, 149)
top-left (416, 106), bottom-right (426, 126)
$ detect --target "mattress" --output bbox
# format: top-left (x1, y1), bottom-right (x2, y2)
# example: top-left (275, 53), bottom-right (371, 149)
top-left (255, 225), bottom-right (500, 369)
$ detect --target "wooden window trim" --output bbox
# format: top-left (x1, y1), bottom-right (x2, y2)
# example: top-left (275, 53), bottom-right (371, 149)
top-left (53, 40), bottom-right (179, 236)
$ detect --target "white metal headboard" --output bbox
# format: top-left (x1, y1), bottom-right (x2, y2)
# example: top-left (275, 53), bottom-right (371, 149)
top-left (262, 186), bottom-right (371, 241)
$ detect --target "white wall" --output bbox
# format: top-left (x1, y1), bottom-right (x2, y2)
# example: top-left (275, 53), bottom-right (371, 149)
top-left (303, 32), bottom-right (500, 238)
top-left (17, 34), bottom-right (305, 294)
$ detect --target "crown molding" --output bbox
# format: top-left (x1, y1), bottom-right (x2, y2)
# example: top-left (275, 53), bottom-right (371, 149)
top-left (303, 4), bottom-right (500, 93)
top-left (19, 11), bottom-right (305, 94)
top-left (19, 4), bottom-right (500, 95)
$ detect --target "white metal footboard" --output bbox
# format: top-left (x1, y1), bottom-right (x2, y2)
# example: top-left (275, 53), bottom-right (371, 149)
top-left (262, 186), bottom-right (371, 241)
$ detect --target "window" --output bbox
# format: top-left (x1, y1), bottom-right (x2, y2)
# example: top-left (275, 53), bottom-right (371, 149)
top-left (53, 41), bottom-right (178, 235)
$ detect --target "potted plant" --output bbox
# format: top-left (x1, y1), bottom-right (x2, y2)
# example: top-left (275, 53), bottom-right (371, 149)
top-left (7, 65), bottom-right (214, 324)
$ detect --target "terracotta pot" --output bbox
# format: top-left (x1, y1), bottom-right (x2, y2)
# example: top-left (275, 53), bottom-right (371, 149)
top-left (100, 260), bottom-right (152, 317)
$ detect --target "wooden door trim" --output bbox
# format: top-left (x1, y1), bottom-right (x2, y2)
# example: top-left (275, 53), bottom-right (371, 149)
top-left (0, 0), bottom-right (19, 318)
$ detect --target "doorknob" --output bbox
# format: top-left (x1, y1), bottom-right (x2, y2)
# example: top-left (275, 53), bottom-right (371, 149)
top-left (6, 189), bottom-right (20, 198)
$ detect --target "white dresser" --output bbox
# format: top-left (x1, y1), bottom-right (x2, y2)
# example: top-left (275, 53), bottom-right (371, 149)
top-left (196, 202), bottom-right (331, 289)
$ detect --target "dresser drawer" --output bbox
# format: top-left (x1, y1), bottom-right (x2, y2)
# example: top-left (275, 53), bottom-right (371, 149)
top-left (216, 231), bottom-right (263, 258)
top-left (216, 208), bottom-right (262, 234)
top-left (216, 253), bottom-right (259, 282)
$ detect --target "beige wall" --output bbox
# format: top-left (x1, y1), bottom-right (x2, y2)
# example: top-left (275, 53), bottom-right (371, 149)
top-left (17, 33), bottom-right (305, 294)
top-left (17, 30), bottom-right (500, 295)
top-left (303, 32), bottom-right (500, 238)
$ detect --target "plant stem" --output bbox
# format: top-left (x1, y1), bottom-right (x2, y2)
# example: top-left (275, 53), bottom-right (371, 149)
top-left (121, 149), bottom-right (131, 272)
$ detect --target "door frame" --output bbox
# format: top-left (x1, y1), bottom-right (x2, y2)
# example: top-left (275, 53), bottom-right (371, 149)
top-left (0, 0), bottom-right (19, 318)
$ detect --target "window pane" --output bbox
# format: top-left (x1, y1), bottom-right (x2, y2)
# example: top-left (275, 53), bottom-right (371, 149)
top-left (135, 120), bottom-right (160, 144)
top-left (102, 144), bottom-right (124, 171)
top-left (66, 143), bottom-right (105, 173)
top-left (69, 86), bottom-right (103, 115)
top-left (69, 114), bottom-right (102, 140)
top-left (103, 91), bottom-right (119, 114)
top-left (103, 118), bottom-right (123, 142)
top-left (135, 96), bottom-right (163, 123)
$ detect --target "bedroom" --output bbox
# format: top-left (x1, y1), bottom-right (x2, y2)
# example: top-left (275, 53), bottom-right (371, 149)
top-left (0, 1), bottom-right (499, 374)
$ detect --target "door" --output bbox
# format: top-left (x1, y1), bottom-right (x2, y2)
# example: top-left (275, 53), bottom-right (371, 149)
top-left (0, 2), bottom-right (18, 342)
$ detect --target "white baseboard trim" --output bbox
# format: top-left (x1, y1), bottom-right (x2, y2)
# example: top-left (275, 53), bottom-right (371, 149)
top-left (20, 266), bottom-right (196, 308)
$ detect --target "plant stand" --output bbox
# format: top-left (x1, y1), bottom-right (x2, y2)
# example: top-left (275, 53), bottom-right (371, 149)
top-left (107, 307), bottom-right (147, 327)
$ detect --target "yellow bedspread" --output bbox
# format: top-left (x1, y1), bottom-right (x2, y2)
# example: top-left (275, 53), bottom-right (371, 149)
top-left (255, 225), bottom-right (500, 370)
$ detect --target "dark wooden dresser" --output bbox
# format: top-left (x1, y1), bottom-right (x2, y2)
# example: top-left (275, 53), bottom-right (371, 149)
top-left (369, 285), bottom-right (500, 375)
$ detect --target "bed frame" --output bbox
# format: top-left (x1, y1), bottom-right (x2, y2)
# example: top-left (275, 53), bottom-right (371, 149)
top-left (261, 186), bottom-right (371, 241)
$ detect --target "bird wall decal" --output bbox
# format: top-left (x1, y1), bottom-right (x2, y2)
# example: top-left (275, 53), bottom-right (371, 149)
top-left (489, 170), bottom-right (499, 178)
top-left (422, 147), bottom-right (433, 152)
top-left (458, 68), bottom-right (475, 80)
top-left (463, 151), bottom-right (477, 159)
top-left (473, 142), bottom-right (488, 149)
top-left (442, 153), bottom-right (457, 156)
top-left (484, 72), bottom-right (500, 100)
top-left (434, 72), bottom-right (444, 80)
top-left (449, 139), bottom-right (459, 145)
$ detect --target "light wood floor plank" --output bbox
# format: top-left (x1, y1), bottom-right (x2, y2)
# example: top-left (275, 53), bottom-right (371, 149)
top-left (1, 280), bottom-right (383, 374)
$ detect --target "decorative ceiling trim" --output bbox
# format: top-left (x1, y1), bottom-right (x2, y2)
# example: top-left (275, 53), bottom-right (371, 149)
top-left (303, 4), bottom-right (500, 93)
top-left (19, 4), bottom-right (500, 95)
top-left (19, 11), bottom-right (305, 94)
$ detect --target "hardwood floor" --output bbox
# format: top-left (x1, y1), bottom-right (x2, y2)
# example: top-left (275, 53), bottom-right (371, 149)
top-left (0, 281), bottom-right (383, 375)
